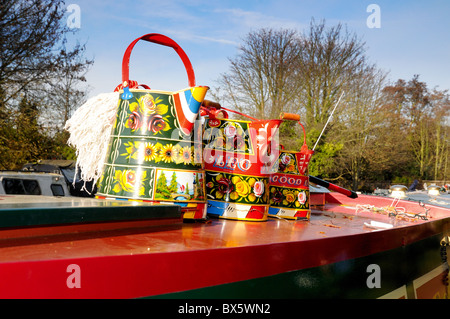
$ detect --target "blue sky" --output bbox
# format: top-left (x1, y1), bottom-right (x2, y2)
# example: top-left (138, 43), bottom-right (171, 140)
top-left (67, 0), bottom-right (450, 99)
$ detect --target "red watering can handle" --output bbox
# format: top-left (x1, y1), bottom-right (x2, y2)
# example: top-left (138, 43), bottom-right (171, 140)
top-left (121, 33), bottom-right (196, 88)
top-left (280, 112), bottom-right (308, 150)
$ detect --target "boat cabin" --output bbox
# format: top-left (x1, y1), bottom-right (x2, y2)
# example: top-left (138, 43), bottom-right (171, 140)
top-left (0, 171), bottom-right (70, 197)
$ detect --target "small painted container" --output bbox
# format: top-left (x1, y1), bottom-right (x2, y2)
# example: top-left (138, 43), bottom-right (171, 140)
top-left (202, 109), bottom-right (282, 221)
top-left (96, 33), bottom-right (209, 221)
top-left (268, 117), bottom-right (314, 220)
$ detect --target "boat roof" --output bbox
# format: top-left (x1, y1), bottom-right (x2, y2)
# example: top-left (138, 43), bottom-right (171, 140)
top-left (0, 171), bottom-right (64, 177)
top-left (0, 193), bottom-right (448, 264)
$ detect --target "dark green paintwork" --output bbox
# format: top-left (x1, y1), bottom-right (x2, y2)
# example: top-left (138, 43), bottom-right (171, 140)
top-left (0, 200), bottom-right (181, 229)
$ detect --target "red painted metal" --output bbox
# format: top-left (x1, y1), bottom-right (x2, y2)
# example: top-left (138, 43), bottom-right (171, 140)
top-left (121, 33), bottom-right (196, 88)
top-left (0, 193), bottom-right (448, 298)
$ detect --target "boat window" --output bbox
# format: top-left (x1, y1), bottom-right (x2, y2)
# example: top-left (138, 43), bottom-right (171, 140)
top-left (51, 184), bottom-right (65, 196)
top-left (2, 178), bottom-right (42, 195)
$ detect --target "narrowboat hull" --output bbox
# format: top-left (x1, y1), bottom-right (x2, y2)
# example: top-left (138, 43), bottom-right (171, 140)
top-left (0, 192), bottom-right (448, 299)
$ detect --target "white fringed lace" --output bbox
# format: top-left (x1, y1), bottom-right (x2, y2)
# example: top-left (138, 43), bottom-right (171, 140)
top-left (64, 92), bottom-right (119, 193)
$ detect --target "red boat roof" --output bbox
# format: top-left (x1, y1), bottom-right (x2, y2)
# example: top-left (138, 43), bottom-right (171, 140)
top-left (0, 193), bottom-right (448, 264)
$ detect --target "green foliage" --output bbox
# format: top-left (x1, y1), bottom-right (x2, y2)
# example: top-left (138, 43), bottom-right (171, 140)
top-left (308, 142), bottom-right (344, 178)
top-left (169, 172), bottom-right (178, 193)
top-left (278, 121), bottom-right (304, 150)
top-left (391, 176), bottom-right (414, 186)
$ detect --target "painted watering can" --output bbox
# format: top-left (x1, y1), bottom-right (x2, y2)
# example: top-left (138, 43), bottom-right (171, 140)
top-left (96, 33), bottom-right (209, 220)
top-left (201, 102), bottom-right (282, 221)
top-left (268, 113), bottom-right (314, 220)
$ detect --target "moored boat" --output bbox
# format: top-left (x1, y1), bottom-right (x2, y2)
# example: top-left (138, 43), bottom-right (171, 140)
top-left (0, 190), bottom-right (448, 299)
top-left (0, 170), bottom-right (70, 197)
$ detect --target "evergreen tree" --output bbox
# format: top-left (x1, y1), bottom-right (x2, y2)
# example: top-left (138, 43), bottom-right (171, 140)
top-left (169, 172), bottom-right (178, 193)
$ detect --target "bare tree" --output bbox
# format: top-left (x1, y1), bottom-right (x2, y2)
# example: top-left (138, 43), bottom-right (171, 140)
top-left (41, 41), bottom-right (93, 131)
top-left (296, 20), bottom-right (369, 142)
top-left (214, 28), bottom-right (301, 120)
top-left (212, 22), bottom-right (448, 189)
top-left (214, 21), bottom-right (375, 146)
top-left (0, 0), bottom-right (93, 169)
top-left (380, 76), bottom-right (450, 181)
top-left (330, 66), bottom-right (390, 190)
top-left (429, 89), bottom-right (450, 181)
top-left (1, 1), bottom-right (68, 102)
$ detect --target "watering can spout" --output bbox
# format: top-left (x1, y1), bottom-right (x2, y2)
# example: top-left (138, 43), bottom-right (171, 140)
top-left (174, 86), bottom-right (209, 135)
top-left (190, 86), bottom-right (209, 106)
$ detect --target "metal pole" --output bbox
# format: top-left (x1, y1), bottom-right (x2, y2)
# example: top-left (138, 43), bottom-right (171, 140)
top-left (312, 92), bottom-right (344, 151)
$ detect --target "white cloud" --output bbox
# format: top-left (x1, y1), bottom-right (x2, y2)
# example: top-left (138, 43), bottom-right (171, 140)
top-left (214, 7), bottom-right (306, 30)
